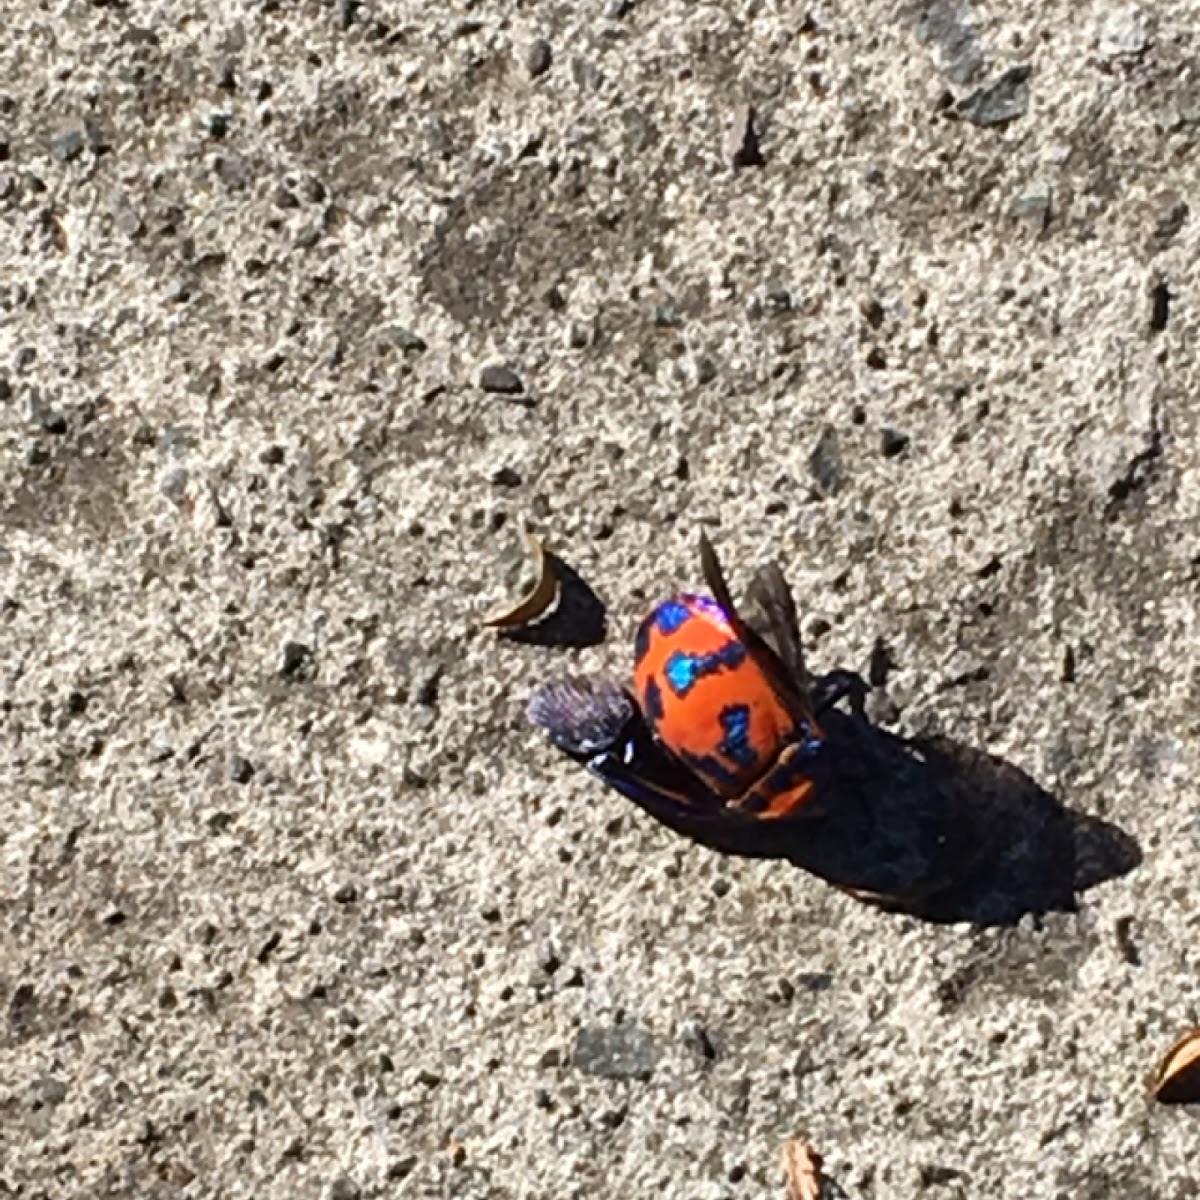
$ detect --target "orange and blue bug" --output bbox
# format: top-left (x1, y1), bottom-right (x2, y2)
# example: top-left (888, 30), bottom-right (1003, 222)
top-left (631, 593), bottom-right (824, 819)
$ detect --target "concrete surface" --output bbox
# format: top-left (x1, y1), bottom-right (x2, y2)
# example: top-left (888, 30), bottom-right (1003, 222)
top-left (1, 1), bottom-right (1199, 1197)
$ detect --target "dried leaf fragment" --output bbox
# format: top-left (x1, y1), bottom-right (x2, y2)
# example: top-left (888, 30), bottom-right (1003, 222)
top-left (483, 532), bottom-right (560, 629)
top-left (782, 1137), bottom-right (825, 1200)
top-left (1152, 1029), bottom-right (1200, 1104)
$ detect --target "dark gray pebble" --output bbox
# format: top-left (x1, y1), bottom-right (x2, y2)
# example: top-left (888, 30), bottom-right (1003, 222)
top-left (226, 755), bottom-right (255, 784)
top-left (479, 364), bottom-right (525, 395)
top-left (880, 427), bottom-right (911, 458)
top-left (572, 1024), bottom-right (655, 1079)
top-left (958, 65), bottom-right (1031, 126)
top-left (329, 1176), bottom-right (361, 1200)
top-left (527, 38), bottom-right (553, 78)
top-left (50, 127), bottom-right (85, 162)
top-left (808, 426), bottom-right (844, 494)
top-left (279, 642), bottom-right (313, 678)
top-left (492, 466), bottom-right (523, 488)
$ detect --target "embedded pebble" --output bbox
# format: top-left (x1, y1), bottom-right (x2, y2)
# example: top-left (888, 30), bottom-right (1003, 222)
top-left (958, 65), bottom-right (1031, 126)
top-left (572, 1025), bottom-right (655, 1079)
top-left (526, 38), bottom-right (553, 78)
top-left (479, 364), bottom-right (525, 395)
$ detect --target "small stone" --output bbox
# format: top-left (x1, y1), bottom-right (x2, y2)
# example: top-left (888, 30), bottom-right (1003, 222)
top-left (50, 126), bottom-right (86, 162)
top-left (110, 190), bottom-right (145, 238)
top-left (8, 982), bottom-right (35, 1025)
top-left (880, 427), bottom-right (910, 458)
top-left (413, 665), bottom-right (442, 707)
top-left (333, 881), bottom-right (358, 904)
top-left (329, 1176), bottom-right (360, 1200)
top-left (1150, 280), bottom-right (1170, 332)
top-left (1153, 199), bottom-right (1189, 246)
top-left (526, 38), bottom-right (553, 78)
top-left (958, 65), bottom-right (1031, 127)
top-left (160, 468), bottom-right (189, 501)
top-left (859, 296), bottom-right (885, 328)
top-left (914, 1), bottom-right (984, 85)
top-left (479, 364), bottom-right (525, 395)
top-left (382, 325), bottom-right (427, 355)
top-left (864, 346), bottom-right (887, 370)
top-left (226, 755), bottom-right (254, 784)
top-left (572, 1024), bottom-right (655, 1079)
top-left (491, 466), bottom-right (523, 488)
top-left (1014, 182), bottom-right (1053, 231)
top-left (387, 1158), bottom-right (417, 1181)
top-left (259, 444), bottom-right (285, 465)
top-left (32, 1075), bottom-right (67, 1107)
top-left (727, 102), bottom-right (764, 169)
top-left (280, 641), bottom-right (313, 679)
top-left (808, 427), bottom-right (844, 494)
top-left (35, 405), bottom-right (66, 435)
top-left (1098, 8), bottom-right (1150, 60)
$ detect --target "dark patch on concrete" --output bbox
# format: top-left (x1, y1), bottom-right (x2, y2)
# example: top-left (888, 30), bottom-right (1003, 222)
top-left (419, 161), bottom-right (671, 327)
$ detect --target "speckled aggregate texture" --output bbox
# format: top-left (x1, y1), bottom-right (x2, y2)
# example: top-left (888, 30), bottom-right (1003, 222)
top-left (1, 1), bottom-right (1199, 1197)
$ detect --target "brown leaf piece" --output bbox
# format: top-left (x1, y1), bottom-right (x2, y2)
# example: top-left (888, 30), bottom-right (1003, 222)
top-left (782, 1138), bottom-right (825, 1200)
top-left (483, 532), bottom-right (560, 629)
top-left (1152, 1029), bottom-right (1200, 1104)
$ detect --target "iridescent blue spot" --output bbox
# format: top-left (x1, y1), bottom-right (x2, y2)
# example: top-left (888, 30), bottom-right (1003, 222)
top-left (717, 704), bottom-right (756, 768)
top-left (654, 600), bottom-right (691, 635)
top-left (642, 676), bottom-right (664, 722)
top-left (663, 641), bottom-right (747, 697)
top-left (664, 652), bottom-right (700, 696)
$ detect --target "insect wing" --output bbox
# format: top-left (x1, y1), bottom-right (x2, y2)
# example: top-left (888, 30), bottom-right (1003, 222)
top-left (528, 675), bottom-right (809, 858)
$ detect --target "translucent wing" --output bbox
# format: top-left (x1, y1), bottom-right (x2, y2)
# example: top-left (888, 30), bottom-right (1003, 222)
top-left (742, 560), bottom-right (810, 692)
top-left (699, 533), bottom-right (817, 720)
